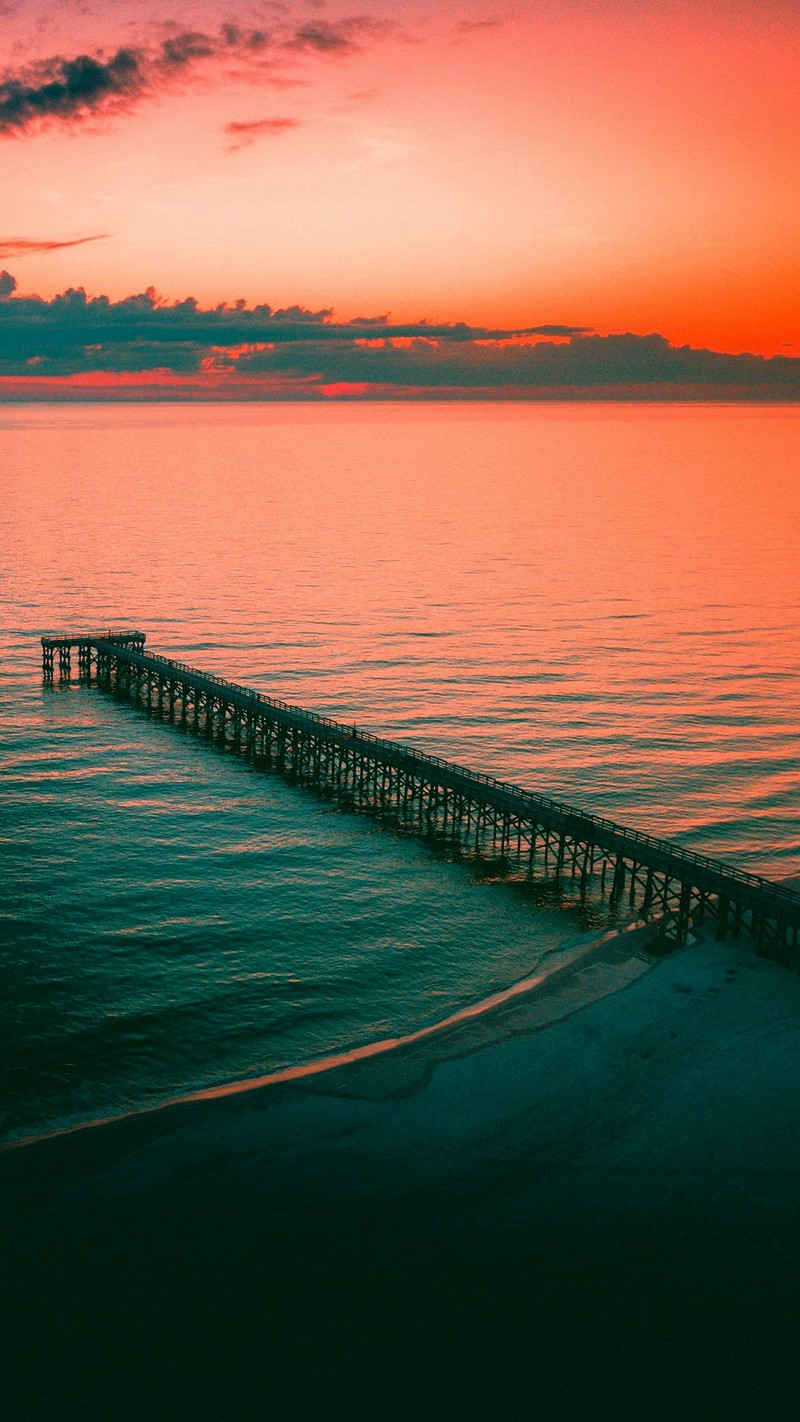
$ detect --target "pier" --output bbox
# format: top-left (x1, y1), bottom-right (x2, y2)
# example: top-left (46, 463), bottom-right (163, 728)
top-left (42, 629), bottom-right (800, 956)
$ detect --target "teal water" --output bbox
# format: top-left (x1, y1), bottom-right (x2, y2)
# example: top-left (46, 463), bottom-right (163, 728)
top-left (2, 402), bottom-right (798, 1143)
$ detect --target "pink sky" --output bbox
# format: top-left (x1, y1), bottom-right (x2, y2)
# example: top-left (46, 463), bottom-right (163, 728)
top-left (2, 1), bottom-right (800, 390)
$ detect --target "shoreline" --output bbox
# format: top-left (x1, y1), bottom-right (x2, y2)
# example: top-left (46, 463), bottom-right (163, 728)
top-left (2, 915), bottom-right (661, 1154)
top-left (5, 929), bottom-right (800, 1417)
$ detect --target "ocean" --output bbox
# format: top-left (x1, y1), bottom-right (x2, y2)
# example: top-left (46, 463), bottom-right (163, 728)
top-left (2, 401), bottom-right (798, 1144)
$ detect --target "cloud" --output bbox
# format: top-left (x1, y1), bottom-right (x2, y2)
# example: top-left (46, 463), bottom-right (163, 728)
top-left (456, 18), bottom-right (504, 35)
top-left (0, 17), bottom-right (391, 135)
top-left (516, 324), bottom-right (580, 338)
top-left (223, 116), bottom-right (300, 152)
top-left (0, 281), bottom-right (582, 378)
top-left (0, 49), bottom-right (144, 133)
top-left (159, 31), bottom-right (218, 68)
top-left (245, 330), bottom-right (800, 396)
top-left (3, 280), bottom-right (797, 401)
top-left (285, 19), bottom-right (389, 55)
top-left (0, 234), bottom-right (108, 258)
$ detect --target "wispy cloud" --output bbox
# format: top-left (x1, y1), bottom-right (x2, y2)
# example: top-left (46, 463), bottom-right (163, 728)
top-left (0, 16), bottom-right (392, 136)
top-left (285, 18), bottom-right (390, 55)
top-left (0, 234), bottom-right (108, 258)
top-left (223, 116), bottom-right (300, 153)
top-left (343, 130), bottom-right (416, 172)
top-left (456, 18), bottom-right (504, 35)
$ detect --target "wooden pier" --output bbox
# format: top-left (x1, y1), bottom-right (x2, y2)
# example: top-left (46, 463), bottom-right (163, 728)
top-left (42, 629), bottom-right (800, 957)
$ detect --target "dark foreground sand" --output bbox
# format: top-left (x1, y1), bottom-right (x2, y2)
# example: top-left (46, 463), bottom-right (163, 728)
top-left (3, 928), bottom-right (800, 1421)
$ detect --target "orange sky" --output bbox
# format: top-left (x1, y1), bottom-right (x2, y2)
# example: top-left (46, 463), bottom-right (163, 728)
top-left (3, 1), bottom-right (800, 356)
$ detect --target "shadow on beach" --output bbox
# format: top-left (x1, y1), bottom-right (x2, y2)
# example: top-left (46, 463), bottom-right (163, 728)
top-left (4, 930), bottom-right (800, 1420)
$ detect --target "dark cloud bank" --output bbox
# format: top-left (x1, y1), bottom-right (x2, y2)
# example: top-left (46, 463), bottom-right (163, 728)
top-left (0, 284), bottom-right (798, 400)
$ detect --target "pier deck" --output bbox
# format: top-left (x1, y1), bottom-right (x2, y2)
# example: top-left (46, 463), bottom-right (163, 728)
top-left (42, 629), bottom-right (800, 955)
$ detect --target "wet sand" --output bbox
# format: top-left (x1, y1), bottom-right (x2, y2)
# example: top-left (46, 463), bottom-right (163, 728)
top-left (3, 927), bottom-right (800, 1420)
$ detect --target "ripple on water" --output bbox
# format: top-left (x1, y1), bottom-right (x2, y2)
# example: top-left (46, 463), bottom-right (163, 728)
top-left (2, 403), bottom-right (798, 1141)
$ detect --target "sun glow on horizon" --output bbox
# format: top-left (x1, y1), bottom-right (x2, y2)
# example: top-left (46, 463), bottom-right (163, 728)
top-left (3, 1), bottom-right (800, 374)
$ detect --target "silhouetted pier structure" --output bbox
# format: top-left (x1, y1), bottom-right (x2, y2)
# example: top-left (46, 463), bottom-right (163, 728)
top-left (42, 630), bottom-right (800, 956)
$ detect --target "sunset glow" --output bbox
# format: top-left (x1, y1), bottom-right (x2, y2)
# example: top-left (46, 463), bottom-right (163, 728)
top-left (3, 1), bottom-right (800, 397)
top-left (6, 9), bottom-right (800, 1418)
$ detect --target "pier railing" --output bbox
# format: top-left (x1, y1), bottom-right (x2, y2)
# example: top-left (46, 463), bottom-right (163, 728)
top-left (41, 629), bottom-right (800, 951)
top-left (42, 630), bottom-right (145, 647)
top-left (91, 640), bottom-right (799, 910)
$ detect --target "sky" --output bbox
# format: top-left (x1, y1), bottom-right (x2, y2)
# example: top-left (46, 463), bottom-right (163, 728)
top-left (2, 0), bottom-right (800, 399)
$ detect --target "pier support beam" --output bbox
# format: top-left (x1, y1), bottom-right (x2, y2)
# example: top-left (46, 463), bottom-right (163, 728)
top-left (37, 626), bottom-right (800, 961)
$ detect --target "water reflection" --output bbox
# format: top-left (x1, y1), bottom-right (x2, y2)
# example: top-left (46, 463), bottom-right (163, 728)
top-left (2, 402), bottom-right (798, 1140)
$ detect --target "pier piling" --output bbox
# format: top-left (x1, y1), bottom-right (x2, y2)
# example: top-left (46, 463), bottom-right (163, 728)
top-left (40, 629), bottom-right (800, 959)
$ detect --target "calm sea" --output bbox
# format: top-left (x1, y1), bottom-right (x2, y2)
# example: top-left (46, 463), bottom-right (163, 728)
top-left (2, 402), bottom-right (798, 1143)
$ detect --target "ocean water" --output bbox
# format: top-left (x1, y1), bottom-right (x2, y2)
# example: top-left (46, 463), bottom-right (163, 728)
top-left (2, 401), bottom-right (798, 1144)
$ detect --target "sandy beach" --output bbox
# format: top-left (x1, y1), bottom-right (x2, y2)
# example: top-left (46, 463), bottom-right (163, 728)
top-left (4, 923), bottom-right (800, 1420)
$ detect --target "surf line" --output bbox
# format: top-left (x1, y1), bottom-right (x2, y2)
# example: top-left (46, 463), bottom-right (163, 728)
top-left (4, 921), bottom-right (656, 1153)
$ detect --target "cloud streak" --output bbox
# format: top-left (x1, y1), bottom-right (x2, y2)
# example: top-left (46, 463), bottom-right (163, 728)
top-left (223, 116), bottom-right (300, 152)
top-left (0, 234), bottom-right (108, 258)
top-left (285, 18), bottom-right (390, 54)
top-left (2, 282), bottom-right (798, 400)
top-left (0, 16), bottom-right (390, 135)
top-left (456, 18), bottom-right (503, 35)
